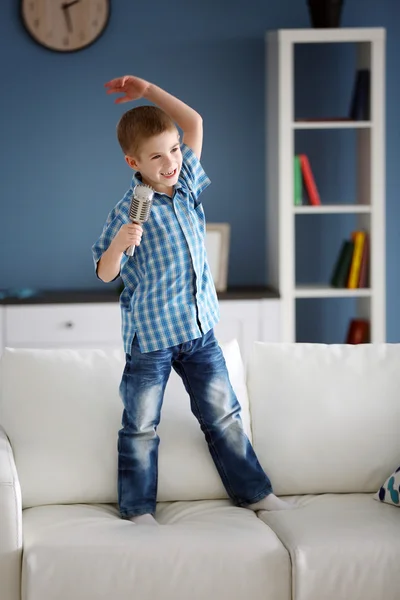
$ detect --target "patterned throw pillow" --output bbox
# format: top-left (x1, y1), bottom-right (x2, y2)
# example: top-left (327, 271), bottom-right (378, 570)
top-left (374, 466), bottom-right (400, 507)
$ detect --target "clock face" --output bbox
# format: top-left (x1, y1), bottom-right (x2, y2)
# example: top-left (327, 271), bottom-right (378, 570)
top-left (20, 0), bottom-right (110, 52)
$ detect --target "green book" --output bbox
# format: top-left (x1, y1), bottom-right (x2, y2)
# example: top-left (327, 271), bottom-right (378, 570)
top-left (294, 155), bottom-right (302, 205)
top-left (330, 239), bottom-right (355, 288)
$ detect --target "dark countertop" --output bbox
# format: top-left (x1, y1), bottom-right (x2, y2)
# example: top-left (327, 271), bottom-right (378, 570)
top-left (0, 286), bottom-right (280, 305)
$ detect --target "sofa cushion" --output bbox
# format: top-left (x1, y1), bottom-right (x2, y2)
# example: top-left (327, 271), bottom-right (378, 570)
top-left (258, 493), bottom-right (400, 600)
top-left (21, 501), bottom-right (290, 600)
top-left (247, 342), bottom-right (400, 495)
top-left (0, 340), bottom-right (251, 508)
top-left (375, 465), bottom-right (400, 507)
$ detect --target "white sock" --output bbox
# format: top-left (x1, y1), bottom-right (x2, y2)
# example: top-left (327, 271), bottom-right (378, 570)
top-left (129, 513), bottom-right (159, 526)
top-left (249, 493), bottom-right (294, 511)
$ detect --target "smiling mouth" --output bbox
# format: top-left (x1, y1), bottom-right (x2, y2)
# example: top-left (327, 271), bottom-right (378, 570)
top-left (161, 168), bottom-right (177, 178)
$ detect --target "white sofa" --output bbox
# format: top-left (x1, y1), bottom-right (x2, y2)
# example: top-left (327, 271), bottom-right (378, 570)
top-left (1, 341), bottom-right (399, 600)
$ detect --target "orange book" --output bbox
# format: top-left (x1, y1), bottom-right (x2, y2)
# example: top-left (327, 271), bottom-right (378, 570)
top-left (347, 231), bottom-right (366, 288)
top-left (358, 232), bottom-right (369, 287)
top-left (299, 154), bottom-right (321, 205)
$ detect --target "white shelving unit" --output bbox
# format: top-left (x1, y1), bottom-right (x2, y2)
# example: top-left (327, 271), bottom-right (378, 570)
top-left (266, 28), bottom-right (386, 343)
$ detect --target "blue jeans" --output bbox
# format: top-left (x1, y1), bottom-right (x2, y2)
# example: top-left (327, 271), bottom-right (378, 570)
top-left (118, 329), bottom-right (273, 518)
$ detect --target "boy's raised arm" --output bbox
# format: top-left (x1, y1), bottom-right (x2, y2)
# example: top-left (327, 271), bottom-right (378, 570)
top-left (105, 75), bottom-right (203, 159)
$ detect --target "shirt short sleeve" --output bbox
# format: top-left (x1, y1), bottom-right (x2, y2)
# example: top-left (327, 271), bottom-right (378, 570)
top-left (179, 143), bottom-right (211, 205)
top-left (91, 207), bottom-right (124, 279)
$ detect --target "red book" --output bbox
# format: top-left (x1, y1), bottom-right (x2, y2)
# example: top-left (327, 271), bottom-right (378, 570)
top-left (299, 154), bottom-right (321, 205)
top-left (345, 318), bottom-right (370, 344)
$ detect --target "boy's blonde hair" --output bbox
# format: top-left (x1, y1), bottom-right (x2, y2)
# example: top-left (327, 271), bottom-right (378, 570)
top-left (117, 106), bottom-right (177, 157)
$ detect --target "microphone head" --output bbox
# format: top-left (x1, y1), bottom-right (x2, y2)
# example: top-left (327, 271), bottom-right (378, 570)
top-left (129, 184), bottom-right (154, 224)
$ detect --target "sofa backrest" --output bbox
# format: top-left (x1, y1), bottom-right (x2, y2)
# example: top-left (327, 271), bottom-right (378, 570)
top-left (0, 341), bottom-right (251, 509)
top-left (247, 342), bottom-right (400, 495)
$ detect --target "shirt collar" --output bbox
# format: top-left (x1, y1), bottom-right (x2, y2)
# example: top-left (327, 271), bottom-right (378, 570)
top-left (131, 171), bottom-right (185, 199)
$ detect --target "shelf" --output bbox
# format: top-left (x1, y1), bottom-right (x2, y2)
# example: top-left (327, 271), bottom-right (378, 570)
top-left (0, 286), bottom-right (281, 305)
top-left (293, 120), bottom-right (372, 130)
top-left (295, 285), bottom-right (372, 299)
top-left (270, 28), bottom-right (385, 45)
top-left (294, 205), bottom-right (372, 214)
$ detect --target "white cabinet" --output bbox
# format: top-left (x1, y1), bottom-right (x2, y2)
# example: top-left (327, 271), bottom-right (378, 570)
top-left (0, 307), bottom-right (4, 351)
top-left (216, 299), bottom-right (281, 364)
top-left (1, 298), bottom-right (281, 366)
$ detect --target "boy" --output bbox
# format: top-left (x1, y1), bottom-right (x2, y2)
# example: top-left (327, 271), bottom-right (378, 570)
top-left (92, 74), bottom-right (291, 525)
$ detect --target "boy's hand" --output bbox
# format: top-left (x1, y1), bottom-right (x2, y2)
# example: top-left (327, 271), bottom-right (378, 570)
top-left (111, 223), bottom-right (143, 253)
top-left (104, 75), bottom-right (150, 104)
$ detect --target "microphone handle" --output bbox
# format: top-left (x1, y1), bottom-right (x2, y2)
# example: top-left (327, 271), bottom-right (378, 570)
top-left (126, 218), bottom-right (140, 256)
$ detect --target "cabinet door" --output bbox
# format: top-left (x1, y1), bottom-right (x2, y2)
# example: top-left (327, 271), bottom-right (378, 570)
top-left (260, 299), bottom-right (281, 343)
top-left (214, 300), bottom-right (262, 366)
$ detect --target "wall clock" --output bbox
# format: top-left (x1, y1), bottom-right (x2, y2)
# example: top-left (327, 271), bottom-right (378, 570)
top-left (20, 0), bottom-right (110, 53)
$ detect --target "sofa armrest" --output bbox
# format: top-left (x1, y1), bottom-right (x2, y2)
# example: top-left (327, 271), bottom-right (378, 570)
top-left (0, 425), bottom-right (22, 600)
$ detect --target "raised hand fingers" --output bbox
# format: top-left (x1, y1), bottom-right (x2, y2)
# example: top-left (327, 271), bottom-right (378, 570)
top-left (104, 77), bottom-right (124, 89)
top-left (104, 76), bottom-right (131, 91)
top-left (104, 77), bottom-right (132, 103)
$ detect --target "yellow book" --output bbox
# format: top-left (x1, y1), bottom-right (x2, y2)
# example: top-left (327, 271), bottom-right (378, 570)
top-left (347, 231), bottom-right (366, 288)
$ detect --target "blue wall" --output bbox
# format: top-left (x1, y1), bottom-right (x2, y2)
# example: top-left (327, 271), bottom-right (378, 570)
top-left (0, 0), bottom-right (399, 342)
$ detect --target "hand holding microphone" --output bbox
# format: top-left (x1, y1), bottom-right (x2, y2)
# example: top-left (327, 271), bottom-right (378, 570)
top-left (112, 222), bottom-right (143, 254)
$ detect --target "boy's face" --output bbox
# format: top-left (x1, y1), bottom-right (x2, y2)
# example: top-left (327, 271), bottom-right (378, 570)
top-left (125, 129), bottom-right (182, 194)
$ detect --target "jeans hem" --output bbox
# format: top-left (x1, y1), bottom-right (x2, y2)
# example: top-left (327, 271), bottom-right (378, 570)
top-left (120, 507), bottom-right (156, 519)
top-left (239, 487), bottom-right (273, 507)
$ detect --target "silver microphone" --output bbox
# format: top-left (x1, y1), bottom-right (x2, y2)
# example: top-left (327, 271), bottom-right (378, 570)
top-left (126, 184), bottom-right (154, 256)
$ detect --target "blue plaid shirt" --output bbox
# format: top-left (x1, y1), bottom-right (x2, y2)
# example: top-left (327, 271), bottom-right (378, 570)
top-left (92, 144), bottom-right (220, 353)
